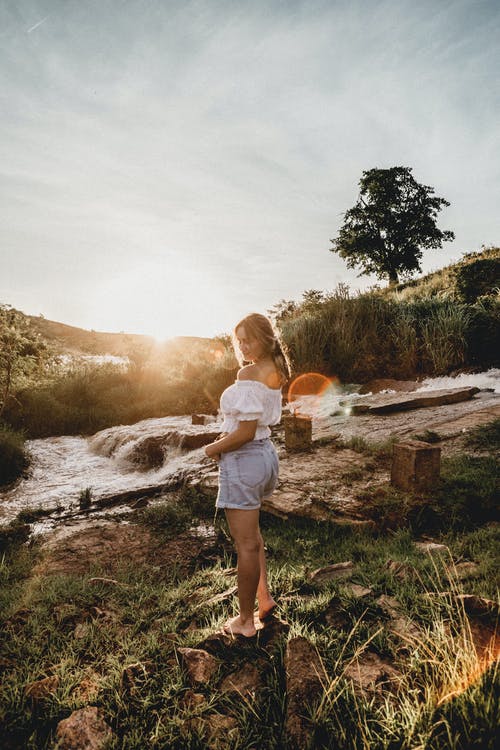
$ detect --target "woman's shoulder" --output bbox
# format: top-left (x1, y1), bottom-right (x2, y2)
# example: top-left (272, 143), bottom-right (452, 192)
top-left (237, 364), bottom-right (281, 390)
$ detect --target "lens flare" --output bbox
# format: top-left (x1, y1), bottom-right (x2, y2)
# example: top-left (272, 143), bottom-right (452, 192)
top-left (287, 373), bottom-right (341, 416)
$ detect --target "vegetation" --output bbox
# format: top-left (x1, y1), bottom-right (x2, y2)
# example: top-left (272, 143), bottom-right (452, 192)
top-left (329, 167), bottom-right (454, 285)
top-left (0, 423), bottom-right (29, 486)
top-left (0, 506), bottom-right (497, 749)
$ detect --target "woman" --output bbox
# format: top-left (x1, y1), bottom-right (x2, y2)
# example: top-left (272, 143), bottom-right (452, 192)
top-left (204, 313), bottom-right (290, 638)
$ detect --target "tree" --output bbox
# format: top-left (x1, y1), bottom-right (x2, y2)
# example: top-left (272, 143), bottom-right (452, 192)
top-left (0, 305), bottom-right (48, 418)
top-left (330, 166), bottom-right (455, 285)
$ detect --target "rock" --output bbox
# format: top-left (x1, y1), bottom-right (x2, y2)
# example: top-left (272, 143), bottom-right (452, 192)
top-left (375, 595), bottom-right (422, 644)
top-left (219, 662), bottom-right (261, 699)
top-left (284, 636), bottom-right (323, 750)
top-left (180, 689), bottom-right (206, 708)
top-left (415, 541), bottom-right (448, 555)
top-left (24, 675), bottom-right (59, 702)
top-left (180, 432), bottom-right (221, 450)
top-left (55, 706), bottom-right (114, 750)
top-left (192, 414), bottom-right (217, 425)
top-left (456, 594), bottom-right (499, 620)
top-left (283, 415), bottom-right (312, 451)
top-left (343, 650), bottom-right (401, 698)
top-left (391, 440), bottom-right (441, 492)
top-left (309, 561), bottom-right (355, 585)
top-left (347, 583), bottom-right (373, 599)
top-left (71, 672), bottom-right (101, 703)
top-left (258, 614), bottom-right (290, 650)
top-left (178, 647), bottom-right (219, 685)
top-left (355, 386), bottom-right (480, 415)
top-left (121, 661), bottom-right (155, 696)
top-left (359, 379), bottom-right (420, 395)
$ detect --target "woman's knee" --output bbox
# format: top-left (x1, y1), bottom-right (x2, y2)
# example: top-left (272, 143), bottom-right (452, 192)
top-left (235, 534), bottom-right (261, 555)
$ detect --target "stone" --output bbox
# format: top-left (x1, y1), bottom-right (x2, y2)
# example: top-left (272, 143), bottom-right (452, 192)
top-left (391, 440), bottom-right (441, 492)
top-left (347, 583), bottom-right (373, 599)
top-left (219, 662), bottom-right (261, 699)
top-left (24, 675), bottom-right (59, 702)
top-left (179, 689), bottom-right (206, 708)
top-left (192, 414), bottom-right (216, 425)
top-left (343, 650), bottom-right (401, 698)
top-left (55, 706), bottom-right (114, 750)
top-left (283, 415), bottom-right (312, 451)
top-left (414, 541), bottom-right (448, 554)
top-left (121, 661), bottom-right (155, 696)
top-left (178, 647), bottom-right (219, 685)
top-left (180, 432), bottom-right (221, 450)
top-left (284, 636), bottom-right (324, 750)
top-left (309, 561), bottom-right (355, 585)
top-left (357, 386), bottom-right (480, 415)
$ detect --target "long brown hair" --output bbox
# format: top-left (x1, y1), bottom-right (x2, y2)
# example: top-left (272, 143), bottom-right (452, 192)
top-left (233, 313), bottom-right (291, 386)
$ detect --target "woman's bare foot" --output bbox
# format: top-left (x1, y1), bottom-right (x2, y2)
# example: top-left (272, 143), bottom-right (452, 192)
top-left (258, 596), bottom-right (278, 620)
top-left (223, 614), bottom-right (257, 638)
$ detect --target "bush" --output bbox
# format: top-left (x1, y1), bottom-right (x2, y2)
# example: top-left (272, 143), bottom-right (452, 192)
top-left (455, 257), bottom-right (500, 303)
top-left (0, 424), bottom-right (29, 486)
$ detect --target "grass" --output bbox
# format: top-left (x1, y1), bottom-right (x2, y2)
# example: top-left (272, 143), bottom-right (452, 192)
top-left (0, 509), bottom-right (498, 749)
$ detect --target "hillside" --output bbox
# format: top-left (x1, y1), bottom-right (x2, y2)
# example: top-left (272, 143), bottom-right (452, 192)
top-left (380, 245), bottom-right (500, 301)
top-left (4, 311), bottom-right (211, 357)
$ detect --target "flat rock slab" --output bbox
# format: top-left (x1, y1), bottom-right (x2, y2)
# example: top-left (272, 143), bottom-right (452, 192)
top-left (312, 390), bottom-right (499, 444)
top-left (351, 387), bottom-right (480, 414)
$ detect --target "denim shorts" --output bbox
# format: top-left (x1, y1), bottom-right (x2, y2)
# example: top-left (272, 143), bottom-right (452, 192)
top-left (216, 438), bottom-right (279, 510)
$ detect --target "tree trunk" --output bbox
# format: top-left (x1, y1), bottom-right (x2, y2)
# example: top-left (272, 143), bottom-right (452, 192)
top-left (388, 272), bottom-right (399, 287)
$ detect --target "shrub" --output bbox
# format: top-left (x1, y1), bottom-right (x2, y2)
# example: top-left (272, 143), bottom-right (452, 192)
top-left (455, 257), bottom-right (500, 303)
top-left (0, 424), bottom-right (29, 486)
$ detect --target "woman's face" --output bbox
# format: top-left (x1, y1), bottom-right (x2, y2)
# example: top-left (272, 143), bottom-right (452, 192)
top-left (235, 325), bottom-right (265, 362)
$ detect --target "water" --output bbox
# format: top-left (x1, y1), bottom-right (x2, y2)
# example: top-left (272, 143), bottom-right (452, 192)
top-left (0, 415), bottom-right (220, 524)
top-left (2, 369), bottom-right (498, 528)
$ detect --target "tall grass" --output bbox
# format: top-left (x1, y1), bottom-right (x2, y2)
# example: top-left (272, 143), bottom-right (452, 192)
top-left (278, 288), bottom-right (494, 382)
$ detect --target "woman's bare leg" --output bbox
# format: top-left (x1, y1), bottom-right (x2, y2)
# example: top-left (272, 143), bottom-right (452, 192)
top-left (256, 531), bottom-right (277, 619)
top-left (224, 508), bottom-right (261, 636)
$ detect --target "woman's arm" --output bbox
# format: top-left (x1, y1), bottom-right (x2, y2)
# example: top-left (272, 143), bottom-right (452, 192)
top-left (204, 420), bottom-right (258, 458)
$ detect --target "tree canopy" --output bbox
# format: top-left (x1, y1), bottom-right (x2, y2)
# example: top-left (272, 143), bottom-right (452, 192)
top-left (330, 166), bottom-right (455, 285)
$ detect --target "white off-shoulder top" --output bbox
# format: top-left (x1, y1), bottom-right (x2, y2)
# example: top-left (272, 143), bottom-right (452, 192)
top-left (219, 380), bottom-right (282, 440)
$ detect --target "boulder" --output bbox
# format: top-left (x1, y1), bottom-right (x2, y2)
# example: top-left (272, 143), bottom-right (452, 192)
top-left (178, 647), bottom-right (219, 685)
top-left (284, 636), bottom-right (323, 750)
top-left (180, 431), bottom-right (221, 450)
top-left (55, 706), bottom-right (114, 750)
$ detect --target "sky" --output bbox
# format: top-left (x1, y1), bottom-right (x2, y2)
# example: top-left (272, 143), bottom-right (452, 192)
top-left (1, 0), bottom-right (499, 340)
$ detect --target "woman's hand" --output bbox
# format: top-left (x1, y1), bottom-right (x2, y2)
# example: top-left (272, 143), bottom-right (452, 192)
top-left (204, 444), bottom-right (220, 462)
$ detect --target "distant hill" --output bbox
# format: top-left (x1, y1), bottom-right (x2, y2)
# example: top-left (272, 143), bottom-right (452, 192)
top-left (380, 246), bottom-right (499, 301)
top-left (4, 312), bottom-right (211, 357)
